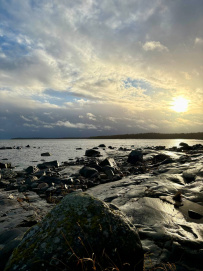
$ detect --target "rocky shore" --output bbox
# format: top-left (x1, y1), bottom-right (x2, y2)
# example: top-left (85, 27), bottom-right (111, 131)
top-left (0, 142), bottom-right (203, 270)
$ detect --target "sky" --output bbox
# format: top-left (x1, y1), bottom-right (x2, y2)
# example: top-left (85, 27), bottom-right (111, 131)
top-left (0, 0), bottom-right (202, 139)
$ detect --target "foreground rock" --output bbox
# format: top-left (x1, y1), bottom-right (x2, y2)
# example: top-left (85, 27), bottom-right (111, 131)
top-left (5, 192), bottom-right (144, 271)
top-left (0, 189), bottom-right (53, 270)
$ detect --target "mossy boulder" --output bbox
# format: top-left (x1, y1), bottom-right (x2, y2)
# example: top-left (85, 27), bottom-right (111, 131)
top-left (5, 192), bottom-right (143, 271)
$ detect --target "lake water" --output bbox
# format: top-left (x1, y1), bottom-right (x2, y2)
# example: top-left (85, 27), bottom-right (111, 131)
top-left (0, 138), bottom-right (202, 170)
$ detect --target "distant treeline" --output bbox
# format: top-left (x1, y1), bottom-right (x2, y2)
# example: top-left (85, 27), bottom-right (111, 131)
top-left (89, 132), bottom-right (203, 140)
top-left (12, 132), bottom-right (203, 140)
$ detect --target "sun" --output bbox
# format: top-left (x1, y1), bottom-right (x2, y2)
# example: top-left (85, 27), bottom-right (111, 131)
top-left (171, 97), bottom-right (189, 112)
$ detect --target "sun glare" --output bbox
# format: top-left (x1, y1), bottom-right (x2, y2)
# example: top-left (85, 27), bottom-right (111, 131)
top-left (171, 97), bottom-right (189, 113)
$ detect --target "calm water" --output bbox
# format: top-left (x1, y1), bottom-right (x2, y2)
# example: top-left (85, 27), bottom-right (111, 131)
top-left (0, 139), bottom-right (202, 170)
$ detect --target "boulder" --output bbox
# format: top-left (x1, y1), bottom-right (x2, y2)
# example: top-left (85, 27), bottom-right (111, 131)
top-left (79, 166), bottom-right (98, 178)
top-left (179, 142), bottom-right (191, 150)
top-left (85, 149), bottom-right (101, 157)
top-left (98, 144), bottom-right (106, 148)
top-left (41, 152), bottom-right (51, 156)
top-left (37, 160), bottom-right (59, 169)
top-left (103, 166), bottom-right (115, 180)
top-left (152, 153), bottom-right (172, 163)
top-left (99, 157), bottom-right (117, 168)
top-left (127, 150), bottom-right (143, 164)
top-left (5, 192), bottom-right (143, 271)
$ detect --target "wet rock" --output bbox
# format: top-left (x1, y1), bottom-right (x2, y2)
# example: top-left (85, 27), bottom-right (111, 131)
top-left (0, 189), bottom-right (53, 270)
top-left (182, 166), bottom-right (203, 183)
top-left (5, 192), bottom-right (144, 271)
top-left (79, 166), bottom-right (98, 178)
top-left (88, 170), bottom-right (203, 270)
top-left (37, 160), bottom-right (59, 169)
top-left (41, 152), bottom-right (51, 156)
top-left (127, 150), bottom-right (143, 164)
top-left (85, 149), bottom-right (101, 157)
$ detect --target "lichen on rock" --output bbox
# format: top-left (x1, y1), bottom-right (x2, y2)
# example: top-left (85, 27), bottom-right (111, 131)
top-left (5, 192), bottom-right (144, 271)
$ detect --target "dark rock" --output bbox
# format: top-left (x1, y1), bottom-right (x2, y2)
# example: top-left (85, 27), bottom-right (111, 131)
top-left (37, 182), bottom-right (49, 191)
top-left (16, 146), bottom-right (21, 150)
top-left (155, 146), bottom-right (165, 150)
top-left (24, 176), bottom-right (38, 185)
top-left (127, 150), bottom-right (143, 164)
top-left (76, 147), bottom-right (82, 150)
top-left (79, 166), bottom-right (98, 178)
top-left (25, 145), bottom-right (30, 148)
top-left (108, 146), bottom-right (114, 149)
top-left (103, 166), bottom-right (115, 180)
top-left (25, 166), bottom-right (39, 174)
top-left (64, 177), bottom-right (74, 185)
top-left (0, 147), bottom-right (13, 150)
top-left (37, 160), bottom-right (59, 169)
top-left (179, 142), bottom-right (191, 150)
top-left (153, 153), bottom-right (171, 163)
top-left (99, 157), bottom-right (117, 168)
top-left (188, 210), bottom-right (203, 219)
top-left (0, 162), bottom-right (11, 169)
top-left (5, 192), bottom-right (144, 271)
top-left (41, 152), bottom-right (51, 156)
top-left (173, 191), bottom-right (182, 202)
top-left (85, 149), bottom-right (101, 157)
top-left (98, 144), bottom-right (106, 147)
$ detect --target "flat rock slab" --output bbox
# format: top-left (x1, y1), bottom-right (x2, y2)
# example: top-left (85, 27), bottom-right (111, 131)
top-left (0, 189), bottom-right (53, 270)
top-left (88, 174), bottom-right (203, 270)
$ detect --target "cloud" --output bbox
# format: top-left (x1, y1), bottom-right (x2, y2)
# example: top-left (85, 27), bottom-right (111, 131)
top-left (142, 41), bottom-right (168, 52)
top-left (21, 115), bottom-right (31, 122)
top-left (87, 113), bottom-right (96, 121)
top-left (56, 121), bottom-right (97, 130)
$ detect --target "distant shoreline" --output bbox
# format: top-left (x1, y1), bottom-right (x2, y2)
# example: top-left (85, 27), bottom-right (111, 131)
top-left (11, 132), bottom-right (203, 140)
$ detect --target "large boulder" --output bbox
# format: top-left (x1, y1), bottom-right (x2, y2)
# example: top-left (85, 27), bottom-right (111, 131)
top-left (5, 192), bottom-right (144, 271)
top-left (127, 150), bottom-right (143, 164)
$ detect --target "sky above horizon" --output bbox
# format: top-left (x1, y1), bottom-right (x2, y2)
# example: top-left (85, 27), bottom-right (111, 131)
top-left (0, 0), bottom-right (203, 139)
